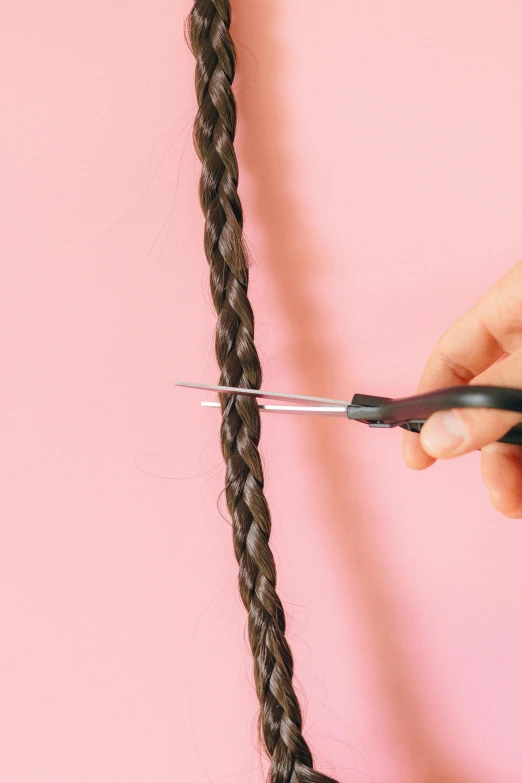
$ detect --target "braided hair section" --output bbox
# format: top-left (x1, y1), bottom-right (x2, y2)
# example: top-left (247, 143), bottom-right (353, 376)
top-left (187, 3), bottom-right (340, 782)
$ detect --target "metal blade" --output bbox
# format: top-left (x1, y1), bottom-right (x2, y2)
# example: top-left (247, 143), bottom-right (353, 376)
top-left (176, 381), bottom-right (351, 407)
top-left (201, 401), bottom-right (347, 416)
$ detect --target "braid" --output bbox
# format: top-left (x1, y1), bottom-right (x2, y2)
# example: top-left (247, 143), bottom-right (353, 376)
top-left (186, 3), bottom-right (341, 782)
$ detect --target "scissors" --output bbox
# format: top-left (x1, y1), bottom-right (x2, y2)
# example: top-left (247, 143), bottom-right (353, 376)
top-left (177, 381), bottom-right (522, 446)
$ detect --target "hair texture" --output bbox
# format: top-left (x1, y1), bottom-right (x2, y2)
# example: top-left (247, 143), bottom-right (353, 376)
top-left (186, 3), bottom-right (340, 783)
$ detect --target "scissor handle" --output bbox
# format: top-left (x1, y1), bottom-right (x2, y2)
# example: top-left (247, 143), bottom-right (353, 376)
top-left (348, 385), bottom-right (522, 446)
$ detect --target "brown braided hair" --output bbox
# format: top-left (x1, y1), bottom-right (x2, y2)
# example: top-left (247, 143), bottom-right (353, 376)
top-left (186, 2), bottom-right (341, 782)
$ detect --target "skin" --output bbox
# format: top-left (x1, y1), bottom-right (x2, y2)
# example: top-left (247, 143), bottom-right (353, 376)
top-left (402, 260), bottom-right (522, 519)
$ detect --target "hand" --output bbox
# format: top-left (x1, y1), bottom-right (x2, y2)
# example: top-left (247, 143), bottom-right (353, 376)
top-left (402, 260), bottom-right (522, 518)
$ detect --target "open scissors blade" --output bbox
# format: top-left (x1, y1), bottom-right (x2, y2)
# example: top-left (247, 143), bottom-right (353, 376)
top-left (176, 381), bottom-right (351, 408)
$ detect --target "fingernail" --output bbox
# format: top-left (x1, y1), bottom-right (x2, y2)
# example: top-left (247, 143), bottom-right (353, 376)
top-left (421, 410), bottom-right (469, 456)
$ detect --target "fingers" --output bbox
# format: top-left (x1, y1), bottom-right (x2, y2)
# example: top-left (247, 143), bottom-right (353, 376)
top-left (402, 262), bottom-right (522, 518)
top-left (403, 261), bottom-right (522, 470)
top-left (419, 349), bottom-right (522, 459)
top-left (402, 315), bottom-right (502, 468)
top-left (481, 444), bottom-right (522, 518)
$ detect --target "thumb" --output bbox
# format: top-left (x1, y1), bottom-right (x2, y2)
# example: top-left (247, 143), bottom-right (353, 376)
top-left (419, 351), bottom-right (522, 459)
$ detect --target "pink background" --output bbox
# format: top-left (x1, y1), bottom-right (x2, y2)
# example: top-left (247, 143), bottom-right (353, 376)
top-left (2, 1), bottom-right (522, 781)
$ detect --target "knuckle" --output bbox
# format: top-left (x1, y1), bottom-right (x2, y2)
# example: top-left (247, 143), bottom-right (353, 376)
top-left (433, 339), bottom-right (474, 384)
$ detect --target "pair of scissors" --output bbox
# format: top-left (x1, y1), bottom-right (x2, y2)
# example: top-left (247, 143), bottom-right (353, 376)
top-left (177, 382), bottom-right (522, 446)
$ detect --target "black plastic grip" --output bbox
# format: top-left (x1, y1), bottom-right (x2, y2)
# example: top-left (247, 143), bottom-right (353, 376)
top-left (348, 385), bottom-right (522, 446)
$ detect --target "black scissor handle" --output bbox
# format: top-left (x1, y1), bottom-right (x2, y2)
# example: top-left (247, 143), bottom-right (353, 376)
top-left (348, 386), bottom-right (522, 446)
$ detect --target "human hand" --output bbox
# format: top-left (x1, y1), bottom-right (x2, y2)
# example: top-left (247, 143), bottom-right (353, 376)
top-left (402, 260), bottom-right (522, 518)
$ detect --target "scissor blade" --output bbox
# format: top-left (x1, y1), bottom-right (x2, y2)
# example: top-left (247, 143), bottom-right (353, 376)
top-left (176, 381), bottom-right (351, 408)
top-left (201, 401), bottom-right (347, 417)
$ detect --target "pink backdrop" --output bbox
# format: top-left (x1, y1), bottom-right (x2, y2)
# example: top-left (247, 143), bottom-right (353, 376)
top-left (2, 1), bottom-right (522, 781)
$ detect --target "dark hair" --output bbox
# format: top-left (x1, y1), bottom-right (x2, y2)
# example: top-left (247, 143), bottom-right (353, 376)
top-left (186, 2), bottom-right (340, 781)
